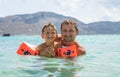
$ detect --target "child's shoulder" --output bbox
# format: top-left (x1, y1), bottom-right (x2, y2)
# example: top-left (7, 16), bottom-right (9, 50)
top-left (36, 43), bottom-right (46, 51)
top-left (37, 43), bottom-right (44, 47)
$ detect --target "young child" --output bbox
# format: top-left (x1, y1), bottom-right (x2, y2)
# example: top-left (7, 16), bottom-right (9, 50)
top-left (36, 23), bottom-right (58, 58)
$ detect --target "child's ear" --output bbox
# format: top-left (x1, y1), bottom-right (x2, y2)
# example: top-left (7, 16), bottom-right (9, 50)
top-left (77, 31), bottom-right (79, 35)
top-left (56, 34), bottom-right (57, 37)
top-left (41, 34), bottom-right (44, 38)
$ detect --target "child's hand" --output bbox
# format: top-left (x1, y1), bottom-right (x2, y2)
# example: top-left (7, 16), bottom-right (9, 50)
top-left (44, 46), bottom-right (56, 57)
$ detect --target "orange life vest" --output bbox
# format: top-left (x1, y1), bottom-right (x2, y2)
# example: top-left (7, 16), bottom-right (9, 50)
top-left (17, 42), bottom-right (39, 55)
top-left (57, 45), bottom-right (77, 58)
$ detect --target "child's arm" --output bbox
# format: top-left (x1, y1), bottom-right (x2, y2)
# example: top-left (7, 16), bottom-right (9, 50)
top-left (36, 44), bottom-right (47, 56)
top-left (75, 41), bottom-right (86, 56)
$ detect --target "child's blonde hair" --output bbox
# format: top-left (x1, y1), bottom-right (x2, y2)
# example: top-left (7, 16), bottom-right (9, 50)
top-left (42, 23), bottom-right (57, 33)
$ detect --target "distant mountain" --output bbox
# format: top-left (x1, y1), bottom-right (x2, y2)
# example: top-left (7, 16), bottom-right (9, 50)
top-left (0, 12), bottom-right (120, 35)
top-left (84, 21), bottom-right (120, 34)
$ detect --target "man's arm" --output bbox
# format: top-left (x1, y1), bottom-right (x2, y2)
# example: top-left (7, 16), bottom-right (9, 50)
top-left (75, 41), bottom-right (86, 56)
top-left (54, 34), bottom-right (62, 42)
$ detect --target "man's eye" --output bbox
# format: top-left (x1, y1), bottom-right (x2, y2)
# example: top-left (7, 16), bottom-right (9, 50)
top-left (70, 30), bottom-right (74, 32)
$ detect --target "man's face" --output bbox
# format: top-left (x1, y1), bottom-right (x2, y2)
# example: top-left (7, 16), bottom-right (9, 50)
top-left (61, 24), bottom-right (78, 42)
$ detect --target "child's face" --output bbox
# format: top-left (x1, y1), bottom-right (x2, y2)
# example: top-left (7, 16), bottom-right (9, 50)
top-left (61, 24), bottom-right (78, 42)
top-left (42, 26), bottom-right (57, 42)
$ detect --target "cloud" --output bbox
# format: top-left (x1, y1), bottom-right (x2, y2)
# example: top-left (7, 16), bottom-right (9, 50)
top-left (0, 0), bottom-right (120, 23)
top-left (60, 0), bottom-right (120, 23)
top-left (101, 0), bottom-right (120, 8)
top-left (91, 0), bottom-right (120, 22)
top-left (100, 7), bottom-right (120, 21)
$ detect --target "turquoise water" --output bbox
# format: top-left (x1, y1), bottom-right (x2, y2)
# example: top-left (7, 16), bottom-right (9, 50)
top-left (0, 35), bottom-right (120, 77)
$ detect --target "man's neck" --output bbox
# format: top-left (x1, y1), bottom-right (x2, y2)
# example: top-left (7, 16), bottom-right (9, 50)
top-left (62, 40), bottom-right (75, 46)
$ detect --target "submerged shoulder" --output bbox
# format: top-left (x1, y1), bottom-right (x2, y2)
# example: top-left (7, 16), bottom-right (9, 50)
top-left (36, 43), bottom-right (46, 51)
top-left (74, 41), bottom-right (86, 55)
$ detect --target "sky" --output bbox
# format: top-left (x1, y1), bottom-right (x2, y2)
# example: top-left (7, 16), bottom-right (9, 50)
top-left (0, 0), bottom-right (120, 23)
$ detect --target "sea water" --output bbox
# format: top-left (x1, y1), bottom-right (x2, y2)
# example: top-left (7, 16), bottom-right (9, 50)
top-left (0, 35), bottom-right (120, 77)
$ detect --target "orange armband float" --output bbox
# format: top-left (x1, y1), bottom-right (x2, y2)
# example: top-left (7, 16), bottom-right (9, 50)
top-left (57, 45), bottom-right (77, 58)
top-left (17, 42), bottom-right (39, 55)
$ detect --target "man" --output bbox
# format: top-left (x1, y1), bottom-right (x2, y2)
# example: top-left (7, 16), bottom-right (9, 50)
top-left (55, 19), bottom-right (86, 58)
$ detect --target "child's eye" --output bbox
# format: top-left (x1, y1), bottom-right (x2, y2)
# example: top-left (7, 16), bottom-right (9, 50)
top-left (52, 32), bottom-right (56, 34)
top-left (46, 32), bottom-right (49, 34)
top-left (63, 30), bottom-right (67, 32)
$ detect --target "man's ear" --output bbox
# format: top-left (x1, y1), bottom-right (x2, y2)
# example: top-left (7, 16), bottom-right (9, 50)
top-left (41, 34), bottom-right (44, 38)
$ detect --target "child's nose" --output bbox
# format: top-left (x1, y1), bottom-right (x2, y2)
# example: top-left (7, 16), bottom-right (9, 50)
top-left (66, 32), bottom-right (70, 36)
top-left (49, 33), bottom-right (53, 36)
